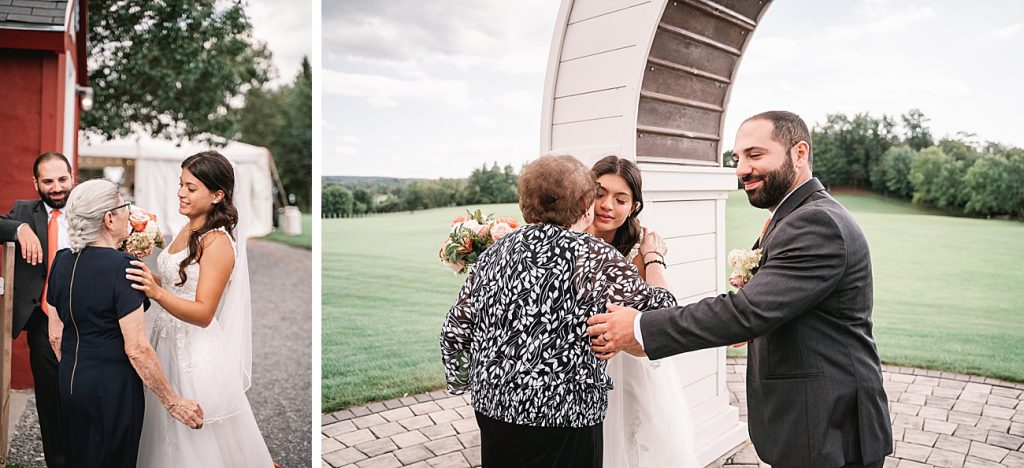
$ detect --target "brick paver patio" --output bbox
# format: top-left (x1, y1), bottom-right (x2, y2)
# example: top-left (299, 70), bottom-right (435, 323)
top-left (322, 359), bottom-right (1024, 467)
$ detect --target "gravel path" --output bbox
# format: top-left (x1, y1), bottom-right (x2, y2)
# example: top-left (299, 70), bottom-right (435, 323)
top-left (7, 239), bottom-right (312, 467)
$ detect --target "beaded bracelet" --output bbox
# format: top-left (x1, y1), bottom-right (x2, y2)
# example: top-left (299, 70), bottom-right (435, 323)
top-left (644, 259), bottom-right (667, 269)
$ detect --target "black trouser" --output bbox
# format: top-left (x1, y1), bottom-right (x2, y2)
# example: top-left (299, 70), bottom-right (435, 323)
top-left (26, 310), bottom-right (65, 468)
top-left (475, 412), bottom-right (602, 468)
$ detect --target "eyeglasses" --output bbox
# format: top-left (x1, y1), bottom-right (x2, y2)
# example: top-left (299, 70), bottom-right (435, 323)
top-left (108, 202), bottom-right (133, 214)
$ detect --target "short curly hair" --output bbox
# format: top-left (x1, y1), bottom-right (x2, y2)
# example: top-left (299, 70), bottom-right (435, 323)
top-left (518, 155), bottom-right (597, 226)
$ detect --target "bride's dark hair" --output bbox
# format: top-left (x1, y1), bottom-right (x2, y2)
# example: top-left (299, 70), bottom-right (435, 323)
top-left (177, 151), bottom-right (238, 287)
top-left (592, 155), bottom-right (644, 257)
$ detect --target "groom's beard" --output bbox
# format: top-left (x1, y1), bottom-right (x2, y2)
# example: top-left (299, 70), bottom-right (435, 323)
top-left (742, 158), bottom-right (796, 209)
top-left (38, 187), bottom-right (69, 209)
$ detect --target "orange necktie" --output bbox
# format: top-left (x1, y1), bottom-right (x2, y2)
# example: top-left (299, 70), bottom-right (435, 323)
top-left (759, 216), bottom-right (771, 242)
top-left (41, 209), bottom-right (60, 314)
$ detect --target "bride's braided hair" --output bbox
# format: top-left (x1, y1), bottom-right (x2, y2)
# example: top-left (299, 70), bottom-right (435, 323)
top-left (177, 151), bottom-right (238, 287)
top-left (65, 179), bottom-right (121, 253)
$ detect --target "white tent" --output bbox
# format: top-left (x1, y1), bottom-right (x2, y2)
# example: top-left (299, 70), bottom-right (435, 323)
top-left (78, 134), bottom-right (274, 239)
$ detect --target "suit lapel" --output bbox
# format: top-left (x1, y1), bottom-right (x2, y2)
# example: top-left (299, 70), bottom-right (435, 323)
top-left (32, 201), bottom-right (48, 259)
top-left (760, 178), bottom-right (826, 244)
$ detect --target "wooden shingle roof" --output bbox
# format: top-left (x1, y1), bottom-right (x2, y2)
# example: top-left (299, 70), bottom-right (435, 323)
top-left (0, 0), bottom-right (69, 28)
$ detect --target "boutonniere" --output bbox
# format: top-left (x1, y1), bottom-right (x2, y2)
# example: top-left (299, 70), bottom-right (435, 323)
top-left (727, 248), bottom-right (763, 289)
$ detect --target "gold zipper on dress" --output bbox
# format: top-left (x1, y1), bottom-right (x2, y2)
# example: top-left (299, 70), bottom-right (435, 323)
top-left (68, 250), bottom-right (82, 395)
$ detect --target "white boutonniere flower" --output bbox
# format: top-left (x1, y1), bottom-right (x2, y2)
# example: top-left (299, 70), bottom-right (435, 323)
top-left (727, 248), bottom-right (763, 289)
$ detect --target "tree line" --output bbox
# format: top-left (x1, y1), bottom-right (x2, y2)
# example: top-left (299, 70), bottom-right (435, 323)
top-left (725, 109), bottom-right (1024, 219)
top-left (326, 109), bottom-right (1023, 220)
top-left (323, 163), bottom-right (520, 218)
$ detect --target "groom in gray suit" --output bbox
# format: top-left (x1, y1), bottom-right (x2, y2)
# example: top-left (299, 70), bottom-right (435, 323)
top-left (588, 111), bottom-right (892, 468)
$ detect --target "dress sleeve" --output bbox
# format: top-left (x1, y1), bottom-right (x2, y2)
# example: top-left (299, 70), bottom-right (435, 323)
top-left (592, 240), bottom-right (677, 311)
top-left (113, 255), bottom-right (151, 319)
top-left (439, 270), bottom-right (478, 394)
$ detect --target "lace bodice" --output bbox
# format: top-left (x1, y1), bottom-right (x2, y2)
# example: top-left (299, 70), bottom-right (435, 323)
top-left (156, 227), bottom-right (236, 300)
top-left (151, 228), bottom-right (236, 373)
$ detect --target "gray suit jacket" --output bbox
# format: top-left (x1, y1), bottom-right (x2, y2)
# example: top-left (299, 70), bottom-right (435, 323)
top-left (0, 199), bottom-right (52, 338)
top-left (640, 178), bottom-right (892, 468)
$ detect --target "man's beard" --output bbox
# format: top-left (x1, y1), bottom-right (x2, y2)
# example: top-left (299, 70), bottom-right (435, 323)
top-left (742, 159), bottom-right (796, 209)
top-left (39, 187), bottom-right (68, 209)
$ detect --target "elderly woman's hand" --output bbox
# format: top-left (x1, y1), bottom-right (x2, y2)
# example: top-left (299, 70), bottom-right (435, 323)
top-left (167, 397), bottom-right (204, 429)
top-left (126, 260), bottom-right (164, 301)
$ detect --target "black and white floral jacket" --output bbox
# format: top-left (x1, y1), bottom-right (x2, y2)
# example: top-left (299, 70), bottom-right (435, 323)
top-left (440, 223), bottom-right (677, 428)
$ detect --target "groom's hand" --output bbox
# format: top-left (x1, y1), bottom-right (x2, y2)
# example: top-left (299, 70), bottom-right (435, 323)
top-left (587, 302), bottom-right (642, 359)
top-left (16, 224), bottom-right (43, 265)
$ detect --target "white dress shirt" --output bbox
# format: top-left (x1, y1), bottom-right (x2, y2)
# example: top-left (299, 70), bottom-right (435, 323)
top-left (19, 203), bottom-right (71, 252)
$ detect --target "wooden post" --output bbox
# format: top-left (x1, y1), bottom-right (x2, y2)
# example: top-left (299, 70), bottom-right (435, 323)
top-left (0, 242), bottom-right (13, 468)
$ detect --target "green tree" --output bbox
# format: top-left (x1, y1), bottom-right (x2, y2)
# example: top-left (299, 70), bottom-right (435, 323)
top-left (236, 58), bottom-right (313, 210)
top-left (352, 188), bottom-right (374, 215)
top-left (812, 113), bottom-right (897, 188)
top-left (875, 145), bottom-right (916, 199)
top-left (901, 109), bottom-right (934, 151)
top-left (962, 155), bottom-right (1015, 216)
top-left (321, 184), bottom-right (352, 218)
top-left (909, 146), bottom-right (949, 205)
top-left (85, 0), bottom-right (271, 141)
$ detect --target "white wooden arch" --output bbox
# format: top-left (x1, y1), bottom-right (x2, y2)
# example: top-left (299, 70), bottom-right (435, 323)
top-left (541, 0), bottom-right (773, 464)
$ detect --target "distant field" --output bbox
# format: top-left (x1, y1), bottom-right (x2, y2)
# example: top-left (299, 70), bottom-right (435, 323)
top-left (322, 193), bottom-right (1024, 412)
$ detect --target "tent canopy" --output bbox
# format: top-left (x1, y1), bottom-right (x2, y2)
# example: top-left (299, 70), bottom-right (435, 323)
top-left (78, 133), bottom-right (274, 239)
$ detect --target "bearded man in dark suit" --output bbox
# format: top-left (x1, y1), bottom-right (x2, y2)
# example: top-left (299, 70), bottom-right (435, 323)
top-left (588, 111), bottom-right (892, 468)
top-left (0, 152), bottom-right (74, 468)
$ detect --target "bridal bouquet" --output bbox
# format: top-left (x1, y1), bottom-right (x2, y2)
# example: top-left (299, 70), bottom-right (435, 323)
top-left (439, 209), bottom-right (520, 275)
top-left (120, 209), bottom-right (166, 258)
top-left (727, 248), bottom-right (762, 289)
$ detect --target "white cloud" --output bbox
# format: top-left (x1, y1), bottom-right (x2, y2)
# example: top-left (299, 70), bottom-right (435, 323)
top-left (824, 6), bottom-right (936, 42)
top-left (246, 0), bottom-right (312, 85)
top-left (323, 0), bottom-right (557, 74)
top-left (336, 146), bottom-right (358, 156)
top-left (992, 23), bottom-right (1023, 39)
top-left (323, 70), bottom-right (471, 110)
top-left (340, 135), bottom-right (360, 144)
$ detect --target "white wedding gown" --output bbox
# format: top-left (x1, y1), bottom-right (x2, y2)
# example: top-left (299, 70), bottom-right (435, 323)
top-left (137, 228), bottom-right (273, 467)
top-left (603, 247), bottom-right (700, 468)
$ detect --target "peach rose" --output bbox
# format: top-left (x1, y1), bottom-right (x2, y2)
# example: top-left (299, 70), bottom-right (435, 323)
top-left (495, 217), bottom-right (519, 229)
top-left (489, 222), bottom-right (514, 241)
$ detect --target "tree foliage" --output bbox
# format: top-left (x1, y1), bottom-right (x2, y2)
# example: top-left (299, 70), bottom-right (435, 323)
top-left (236, 59), bottom-right (313, 210)
top-left (321, 163), bottom-right (521, 218)
top-left (84, 0), bottom-right (271, 141)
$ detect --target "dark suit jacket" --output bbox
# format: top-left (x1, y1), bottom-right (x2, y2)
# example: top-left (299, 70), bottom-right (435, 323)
top-left (0, 199), bottom-right (52, 339)
top-left (640, 178), bottom-right (892, 468)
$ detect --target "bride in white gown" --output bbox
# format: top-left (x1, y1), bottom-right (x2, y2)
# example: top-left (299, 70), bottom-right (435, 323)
top-left (126, 151), bottom-right (274, 467)
top-left (587, 156), bottom-right (700, 468)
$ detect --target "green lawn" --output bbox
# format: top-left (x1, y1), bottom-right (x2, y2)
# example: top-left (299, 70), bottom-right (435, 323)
top-left (260, 213), bottom-right (312, 249)
top-left (322, 194), bottom-right (1024, 412)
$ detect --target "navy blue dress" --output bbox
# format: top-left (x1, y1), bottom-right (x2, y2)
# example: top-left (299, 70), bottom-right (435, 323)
top-left (47, 246), bottom-right (151, 468)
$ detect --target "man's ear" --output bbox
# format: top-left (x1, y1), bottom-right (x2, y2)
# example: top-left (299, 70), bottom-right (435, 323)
top-left (792, 141), bottom-right (811, 169)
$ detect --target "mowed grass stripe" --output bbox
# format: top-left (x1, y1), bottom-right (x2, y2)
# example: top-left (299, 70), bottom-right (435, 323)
top-left (323, 193), bottom-right (1024, 412)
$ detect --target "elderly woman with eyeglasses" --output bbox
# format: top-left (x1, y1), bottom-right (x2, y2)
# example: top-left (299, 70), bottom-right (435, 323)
top-left (44, 179), bottom-right (203, 468)
top-left (440, 155), bottom-right (677, 467)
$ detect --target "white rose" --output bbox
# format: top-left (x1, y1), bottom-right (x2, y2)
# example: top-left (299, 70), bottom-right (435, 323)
top-left (489, 222), bottom-right (513, 241)
top-left (454, 220), bottom-right (484, 235)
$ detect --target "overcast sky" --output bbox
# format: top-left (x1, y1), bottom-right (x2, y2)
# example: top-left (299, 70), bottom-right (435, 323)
top-left (247, 0), bottom-right (313, 85)
top-left (324, 0), bottom-right (1024, 178)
